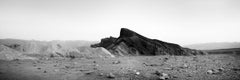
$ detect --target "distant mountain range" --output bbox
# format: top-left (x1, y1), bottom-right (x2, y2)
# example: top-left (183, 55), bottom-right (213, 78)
top-left (184, 42), bottom-right (240, 50)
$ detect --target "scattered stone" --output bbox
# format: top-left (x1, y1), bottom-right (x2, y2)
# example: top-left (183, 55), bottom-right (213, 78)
top-left (106, 73), bottom-right (115, 78)
top-left (207, 69), bottom-right (214, 74)
top-left (207, 69), bottom-right (223, 74)
top-left (232, 68), bottom-right (240, 71)
top-left (183, 64), bottom-right (188, 68)
top-left (93, 61), bottom-right (96, 63)
top-left (187, 74), bottom-right (192, 77)
top-left (65, 66), bottom-right (70, 69)
top-left (133, 70), bottom-right (140, 75)
top-left (163, 58), bottom-right (168, 62)
top-left (135, 72), bottom-right (140, 75)
top-left (180, 64), bottom-right (188, 69)
top-left (54, 69), bottom-right (59, 72)
top-left (154, 70), bottom-right (161, 76)
top-left (154, 71), bottom-right (170, 79)
top-left (99, 73), bottom-right (104, 76)
top-left (13, 59), bottom-right (20, 61)
top-left (192, 56), bottom-right (198, 62)
top-left (172, 75), bottom-right (178, 78)
top-left (158, 72), bottom-right (170, 80)
top-left (73, 62), bottom-right (78, 65)
top-left (112, 61), bottom-right (121, 64)
top-left (150, 64), bottom-right (159, 66)
top-left (93, 68), bottom-right (97, 70)
top-left (163, 67), bottom-right (173, 70)
top-left (53, 65), bottom-right (57, 67)
top-left (37, 67), bottom-right (41, 70)
top-left (93, 64), bottom-right (99, 67)
top-left (44, 70), bottom-right (47, 73)
top-left (218, 67), bottom-right (224, 71)
top-left (143, 63), bottom-right (162, 66)
top-left (85, 71), bottom-right (94, 75)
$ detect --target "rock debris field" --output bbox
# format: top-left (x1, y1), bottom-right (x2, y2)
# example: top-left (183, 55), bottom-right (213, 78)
top-left (0, 54), bottom-right (240, 80)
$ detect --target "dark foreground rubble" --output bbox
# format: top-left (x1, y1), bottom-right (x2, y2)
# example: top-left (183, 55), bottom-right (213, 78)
top-left (0, 54), bottom-right (240, 80)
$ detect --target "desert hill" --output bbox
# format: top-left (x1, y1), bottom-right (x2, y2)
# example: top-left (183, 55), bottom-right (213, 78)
top-left (0, 39), bottom-right (114, 60)
top-left (92, 28), bottom-right (206, 56)
top-left (0, 45), bottom-right (35, 60)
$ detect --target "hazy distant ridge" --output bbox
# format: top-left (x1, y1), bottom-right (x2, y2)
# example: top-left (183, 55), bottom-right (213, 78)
top-left (185, 42), bottom-right (240, 50)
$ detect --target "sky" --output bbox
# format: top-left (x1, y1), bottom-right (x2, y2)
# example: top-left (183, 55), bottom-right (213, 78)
top-left (0, 0), bottom-right (240, 45)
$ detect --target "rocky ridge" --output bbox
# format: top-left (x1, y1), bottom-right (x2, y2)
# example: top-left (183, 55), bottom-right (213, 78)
top-left (92, 28), bottom-right (206, 56)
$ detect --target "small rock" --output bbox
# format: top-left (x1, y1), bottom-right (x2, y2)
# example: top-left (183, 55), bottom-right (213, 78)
top-left (93, 61), bottom-right (96, 63)
top-left (93, 64), bottom-right (99, 67)
top-left (207, 69), bottom-right (222, 74)
top-left (73, 62), bottom-right (78, 65)
top-left (85, 71), bottom-right (94, 75)
top-left (37, 67), bottom-right (41, 70)
top-left (187, 74), bottom-right (192, 77)
top-left (54, 69), bottom-right (59, 72)
top-left (135, 72), bottom-right (140, 75)
top-left (172, 75), bottom-right (178, 78)
top-left (207, 70), bottom-right (214, 74)
top-left (154, 71), bottom-right (170, 80)
top-left (93, 68), bottom-right (97, 70)
top-left (180, 64), bottom-right (188, 68)
top-left (112, 61), bottom-right (121, 64)
top-left (53, 65), bottom-right (57, 67)
top-left (163, 58), bottom-right (168, 61)
top-left (192, 56), bottom-right (198, 62)
top-left (154, 71), bottom-right (161, 76)
top-left (133, 70), bottom-right (140, 75)
top-left (158, 73), bottom-right (170, 80)
top-left (218, 68), bottom-right (224, 71)
top-left (44, 71), bottom-right (47, 73)
top-left (183, 64), bottom-right (188, 68)
top-left (232, 68), bottom-right (240, 71)
top-left (150, 64), bottom-right (159, 66)
top-left (163, 67), bottom-right (172, 70)
top-left (99, 73), bottom-right (104, 76)
top-left (65, 66), bottom-right (70, 69)
top-left (107, 73), bottom-right (115, 78)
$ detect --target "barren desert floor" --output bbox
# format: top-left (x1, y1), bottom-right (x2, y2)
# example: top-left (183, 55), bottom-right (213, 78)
top-left (0, 54), bottom-right (240, 80)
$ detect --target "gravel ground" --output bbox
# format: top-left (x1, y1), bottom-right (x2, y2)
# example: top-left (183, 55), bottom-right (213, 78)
top-left (0, 54), bottom-right (240, 80)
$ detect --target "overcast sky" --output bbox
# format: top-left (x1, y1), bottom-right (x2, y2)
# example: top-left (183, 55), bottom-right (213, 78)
top-left (0, 0), bottom-right (239, 45)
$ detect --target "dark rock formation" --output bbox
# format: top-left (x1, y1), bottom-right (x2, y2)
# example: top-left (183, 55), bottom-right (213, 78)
top-left (92, 28), bottom-right (207, 56)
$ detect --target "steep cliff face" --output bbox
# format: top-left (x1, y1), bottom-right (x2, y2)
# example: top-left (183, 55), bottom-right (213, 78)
top-left (92, 28), bottom-right (207, 56)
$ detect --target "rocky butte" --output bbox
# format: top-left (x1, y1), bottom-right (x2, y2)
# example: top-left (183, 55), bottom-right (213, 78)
top-left (92, 28), bottom-right (207, 56)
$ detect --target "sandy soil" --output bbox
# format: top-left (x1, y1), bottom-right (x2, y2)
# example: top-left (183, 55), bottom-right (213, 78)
top-left (0, 54), bottom-right (240, 80)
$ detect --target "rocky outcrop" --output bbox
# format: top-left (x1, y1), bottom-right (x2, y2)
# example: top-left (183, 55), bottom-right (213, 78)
top-left (0, 39), bottom-right (114, 58)
top-left (92, 28), bottom-right (207, 56)
top-left (0, 45), bottom-right (36, 60)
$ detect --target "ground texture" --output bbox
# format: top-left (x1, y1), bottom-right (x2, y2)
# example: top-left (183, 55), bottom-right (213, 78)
top-left (0, 54), bottom-right (240, 80)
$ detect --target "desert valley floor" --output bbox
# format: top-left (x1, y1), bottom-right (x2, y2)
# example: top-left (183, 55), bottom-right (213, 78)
top-left (0, 54), bottom-right (240, 80)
